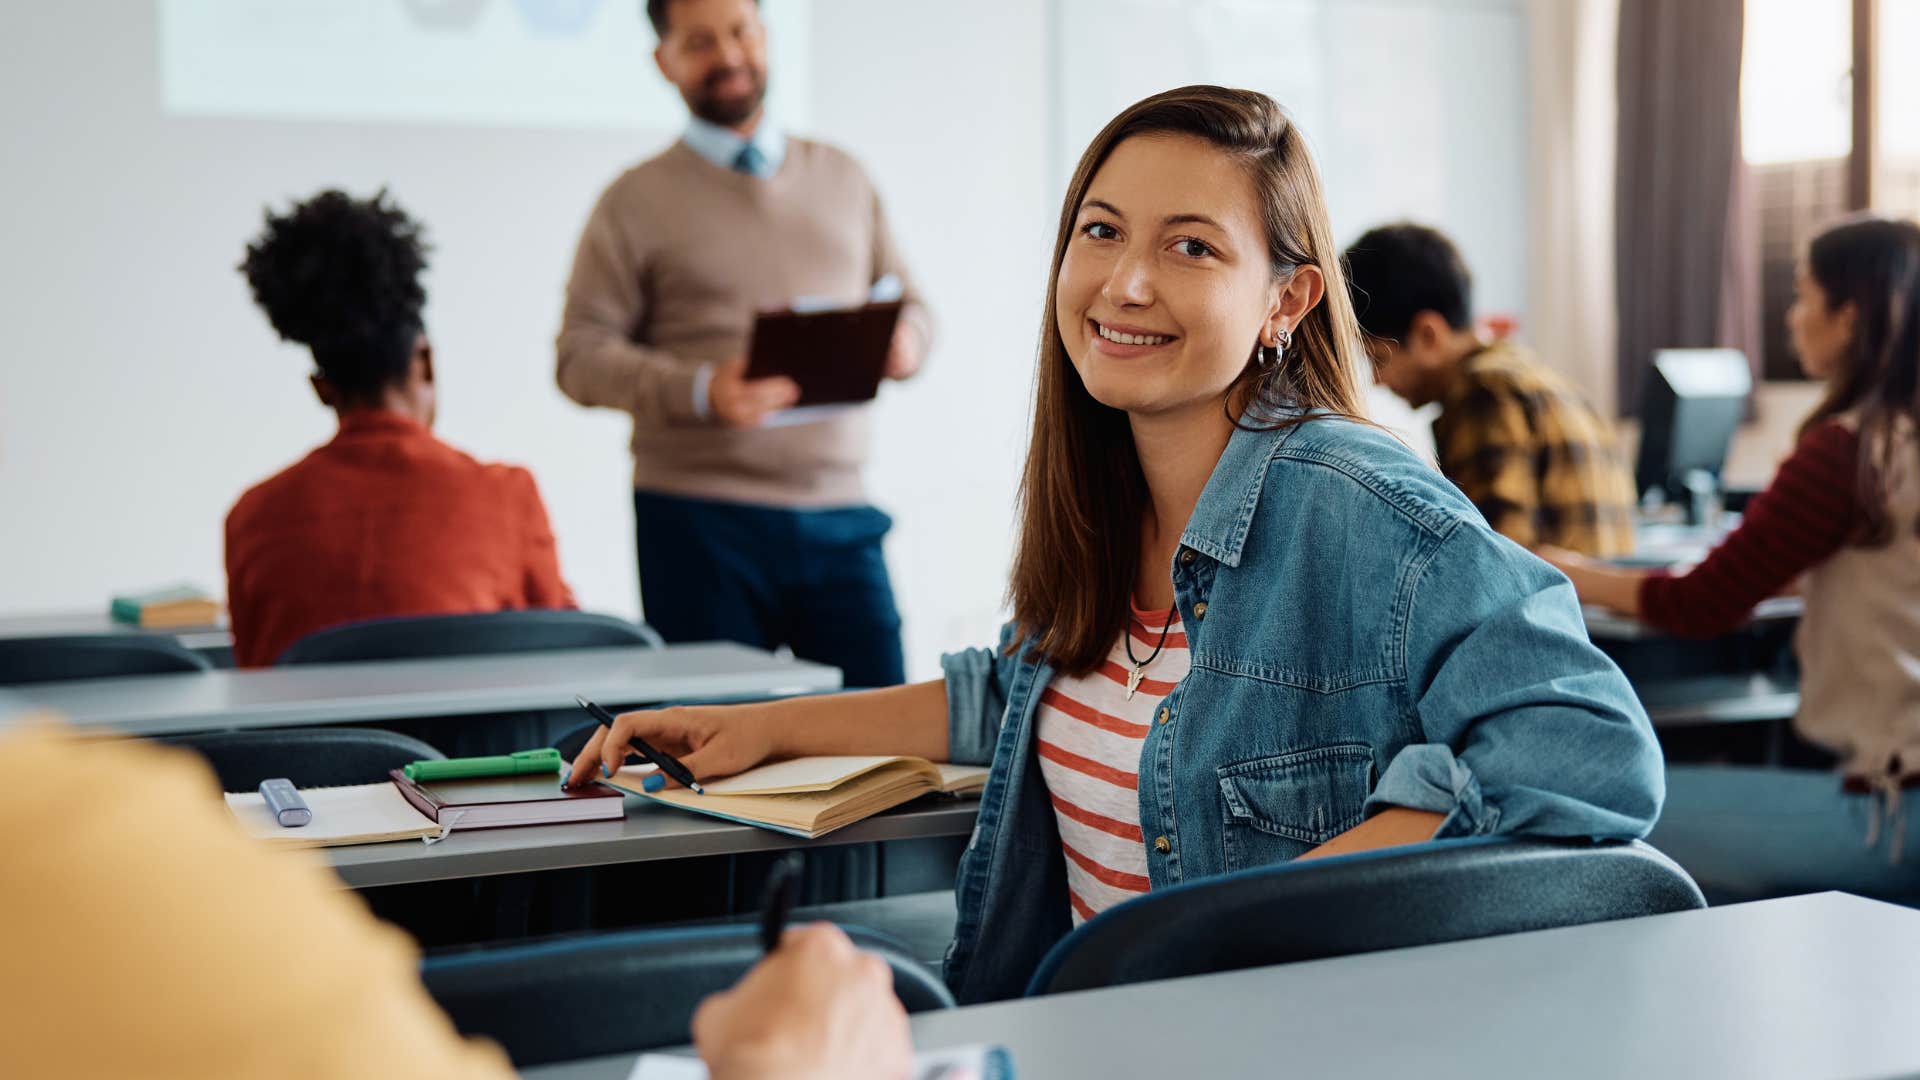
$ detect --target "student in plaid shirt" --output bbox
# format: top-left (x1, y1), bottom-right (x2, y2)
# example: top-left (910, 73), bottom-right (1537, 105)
top-left (1344, 223), bottom-right (1637, 556)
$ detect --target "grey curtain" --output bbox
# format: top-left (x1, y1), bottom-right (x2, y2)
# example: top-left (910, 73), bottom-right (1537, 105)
top-left (1614, 0), bottom-right (1763, 415)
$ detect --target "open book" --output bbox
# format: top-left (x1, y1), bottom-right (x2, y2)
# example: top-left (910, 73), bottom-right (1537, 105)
top-left (605, 756), bottom-right (989, 839)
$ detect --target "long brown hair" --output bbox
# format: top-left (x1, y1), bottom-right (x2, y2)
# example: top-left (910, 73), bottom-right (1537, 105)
top-left (1005, 85), bottom-right (1370, 675)
top-left (1796, 215), bottom-right (1920, 546)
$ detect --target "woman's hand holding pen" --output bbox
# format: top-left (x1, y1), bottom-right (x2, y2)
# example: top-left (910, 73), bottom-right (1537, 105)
top-left (564, 704), bottom-right (781, 791)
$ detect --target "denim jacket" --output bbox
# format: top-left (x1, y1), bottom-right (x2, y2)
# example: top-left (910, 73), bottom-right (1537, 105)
top-left (938, 412), bottom-right (1664, 1004)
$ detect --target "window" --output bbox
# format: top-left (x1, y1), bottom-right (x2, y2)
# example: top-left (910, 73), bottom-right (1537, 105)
top-left (1877, 0), bottom-right (1920, 217)
top-left (1742, 0), bottom-right (1853, 167)
top-left (1743, 0), bottom-right (1852, 380)
top-left (1744, 0), bottom-right (1916, 380)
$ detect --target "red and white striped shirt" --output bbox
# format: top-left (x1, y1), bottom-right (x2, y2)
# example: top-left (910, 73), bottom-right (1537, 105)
top-left (1036, 604), bottom-right (1190, 925)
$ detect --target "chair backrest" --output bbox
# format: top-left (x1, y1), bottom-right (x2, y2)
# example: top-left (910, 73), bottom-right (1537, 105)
top-left (274, 610), bottom-right (663, 666)
top-left (0, 634), bottom-right (211, 685)
top-left (158, 727), bottom-right (445, 791)
top-left (1026, 836), bottom-right (1706, 997)
top-left (421, 923), bottom-right (954, 1067)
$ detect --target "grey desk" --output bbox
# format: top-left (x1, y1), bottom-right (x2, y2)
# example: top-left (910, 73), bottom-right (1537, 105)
top-left (1638, 671), bottom-right (1801, 727)
top-left (1583, 594), bottom-right (1804, 642)
top-left (1584, 595), bottom-right (1804, 734)
top-left (0, 610), bottom-right (234, 663)
top-left (329, 796), bottom-right (978, 889)
top-left (4, 643), bottom-right (839, 737)
top-left (529, 892), bottom-right (1920, 1080)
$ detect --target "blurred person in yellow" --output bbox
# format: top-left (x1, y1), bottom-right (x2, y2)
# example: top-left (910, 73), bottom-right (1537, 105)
top-left (0, 699), bottom-right (911, 1079)
top-left (0, 709), bottom-right (516, 1079)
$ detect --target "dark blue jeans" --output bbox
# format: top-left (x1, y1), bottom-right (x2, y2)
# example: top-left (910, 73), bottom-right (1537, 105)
top-left (632, 490), bottom-right (906, 688)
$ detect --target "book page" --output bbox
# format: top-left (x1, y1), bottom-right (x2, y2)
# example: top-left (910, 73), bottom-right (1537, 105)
top-left (225, 782), bottom-right (441, 847)
top-left (608, 759), bottom-right (939, 838)
top-left (680, 755), bottom-right (927, 796)
top-left (935, 764), bottom-right (990, 793)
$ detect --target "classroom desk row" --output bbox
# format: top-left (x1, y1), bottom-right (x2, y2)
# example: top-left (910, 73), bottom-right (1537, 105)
top-left (331, 795), bottom-right (979, 889)
top-left (8, 604), bottom-right (1702, 651)
top-left (527, 891), bottom-right (1920, 1080)
top-left (0, 610), bottom-right (236, 666)
top-left (4, 630), bottom-right (1794, 738)
top-left (1, 642), bottom-right (840, 737)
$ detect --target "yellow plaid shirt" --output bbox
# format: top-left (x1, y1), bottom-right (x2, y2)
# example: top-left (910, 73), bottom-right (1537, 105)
top-left (1431, 342), bottom-right (1637, 557)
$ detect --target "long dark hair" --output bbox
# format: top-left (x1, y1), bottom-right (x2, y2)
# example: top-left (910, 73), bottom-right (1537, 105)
top-left (1797, 215), bottom-right (1920, 545)
top-left (1005, 85), bottom-right (1369, 676)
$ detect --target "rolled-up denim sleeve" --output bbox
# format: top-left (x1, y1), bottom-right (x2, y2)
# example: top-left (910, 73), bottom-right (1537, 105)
top-left (938, 621), bottom-right (1023, 766)
top-left (1367, 526), bottom-right (1664, 840)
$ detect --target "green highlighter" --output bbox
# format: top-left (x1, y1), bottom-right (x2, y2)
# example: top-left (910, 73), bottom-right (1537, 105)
top-left (403, 748), bottom-right (563, 782)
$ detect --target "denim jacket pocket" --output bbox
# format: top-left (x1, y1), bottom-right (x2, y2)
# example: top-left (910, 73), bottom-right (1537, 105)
top-left (1218, 744), bottom-right (1377, 872)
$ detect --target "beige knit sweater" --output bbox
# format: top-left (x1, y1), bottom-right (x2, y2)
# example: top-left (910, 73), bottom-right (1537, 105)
top-left (556, 137), bottom-right (930, 507)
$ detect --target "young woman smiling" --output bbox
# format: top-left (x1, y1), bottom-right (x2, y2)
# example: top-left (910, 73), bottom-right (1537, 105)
top-left (569, 85), bottom-right (1663, 1003)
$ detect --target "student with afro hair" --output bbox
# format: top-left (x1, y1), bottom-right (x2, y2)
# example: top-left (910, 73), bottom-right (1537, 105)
top-left (226, 189), bottom-right (574, 667)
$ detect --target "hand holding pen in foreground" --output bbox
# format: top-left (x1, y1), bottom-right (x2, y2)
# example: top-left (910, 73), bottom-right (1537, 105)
top-left (692, 923), bottom-right (912, 1080)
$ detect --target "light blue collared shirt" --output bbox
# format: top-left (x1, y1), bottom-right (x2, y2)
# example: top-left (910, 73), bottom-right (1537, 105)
top-left (682, 116), bottom-right (786, 179)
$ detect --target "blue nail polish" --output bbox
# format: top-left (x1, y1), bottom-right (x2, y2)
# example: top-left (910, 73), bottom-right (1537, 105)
top-left (602, 763), bottom-right (612, 779)
top-left (641, 773), bottom-right (666, 793)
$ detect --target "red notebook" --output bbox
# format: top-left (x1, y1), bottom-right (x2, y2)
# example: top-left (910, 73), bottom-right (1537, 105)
top-left (388, 770), bottom-right (624, 830)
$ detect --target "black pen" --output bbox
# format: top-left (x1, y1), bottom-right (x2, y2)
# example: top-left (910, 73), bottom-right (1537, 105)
top-left (573, 694), bottom-right (706, 795)
top-left (759, 851), bottom-right (804, 954)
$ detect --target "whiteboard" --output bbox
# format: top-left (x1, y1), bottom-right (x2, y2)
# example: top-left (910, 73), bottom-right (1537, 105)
top-left (158, 0), bottom-right (814, 131)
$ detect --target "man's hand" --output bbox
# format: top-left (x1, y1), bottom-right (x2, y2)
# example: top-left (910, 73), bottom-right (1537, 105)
top-left (710, 357), bottom-right (801, 428)
top-left (692, 924), bottom-right (912, 1080)
top-left (882, 322), bottom-right (925, 381)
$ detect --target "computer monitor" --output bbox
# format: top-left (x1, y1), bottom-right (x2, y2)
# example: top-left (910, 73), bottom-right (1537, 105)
top-left (1633, 348), bottom-right (1752, 523)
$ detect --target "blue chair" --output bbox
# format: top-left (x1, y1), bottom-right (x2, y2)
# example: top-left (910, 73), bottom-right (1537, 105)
top-left (1026, 836), bottom-right (1706, 997)
top-left (421, 923), bottom-right (954, 1067)
top-left (158, 727), bottom-right (444, 791)
top-left (0, 634), bottom-right (211, 685)
top-left (274, 610), bottom-right (662, 665)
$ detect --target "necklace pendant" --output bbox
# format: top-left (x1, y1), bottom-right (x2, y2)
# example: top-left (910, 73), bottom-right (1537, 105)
top-left (1125, 665), bottom-right (1144, 701)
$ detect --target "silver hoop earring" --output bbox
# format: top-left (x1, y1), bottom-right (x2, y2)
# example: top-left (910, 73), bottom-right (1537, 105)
top-left (1276, 327), bottom-right (1293, 356)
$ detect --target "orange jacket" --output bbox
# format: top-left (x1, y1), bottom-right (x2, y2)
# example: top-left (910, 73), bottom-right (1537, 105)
top-left (225, 411), bottom-right (575, 666)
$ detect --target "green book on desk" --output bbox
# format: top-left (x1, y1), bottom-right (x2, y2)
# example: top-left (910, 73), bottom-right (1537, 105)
top-left (109, 585), bottom-right (219, 629)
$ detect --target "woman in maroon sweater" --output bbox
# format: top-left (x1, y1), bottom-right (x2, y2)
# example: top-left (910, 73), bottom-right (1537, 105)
top-left (1546, 216), bottom-right (1920, 899)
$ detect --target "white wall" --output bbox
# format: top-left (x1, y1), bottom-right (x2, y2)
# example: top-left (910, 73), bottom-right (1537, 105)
top-left (0, 0), bottom-right (1525, 680)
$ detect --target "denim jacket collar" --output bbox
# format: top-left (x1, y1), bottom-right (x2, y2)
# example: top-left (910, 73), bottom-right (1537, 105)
top-left (1178, 406), bottom-right (1302, 569)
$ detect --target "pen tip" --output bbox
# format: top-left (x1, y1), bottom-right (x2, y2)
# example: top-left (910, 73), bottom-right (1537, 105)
top-left (573, 694), bottom-right (589, 708)
top-left (690, 783), bottom-right (706, 795)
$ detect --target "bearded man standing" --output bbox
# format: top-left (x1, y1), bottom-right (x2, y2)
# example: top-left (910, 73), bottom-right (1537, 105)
top-left (557, 0), bottom-right (932, 687)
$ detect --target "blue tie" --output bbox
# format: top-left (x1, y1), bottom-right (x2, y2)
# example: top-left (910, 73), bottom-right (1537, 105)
top-left (732, 143), bottom-right (766, 177)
